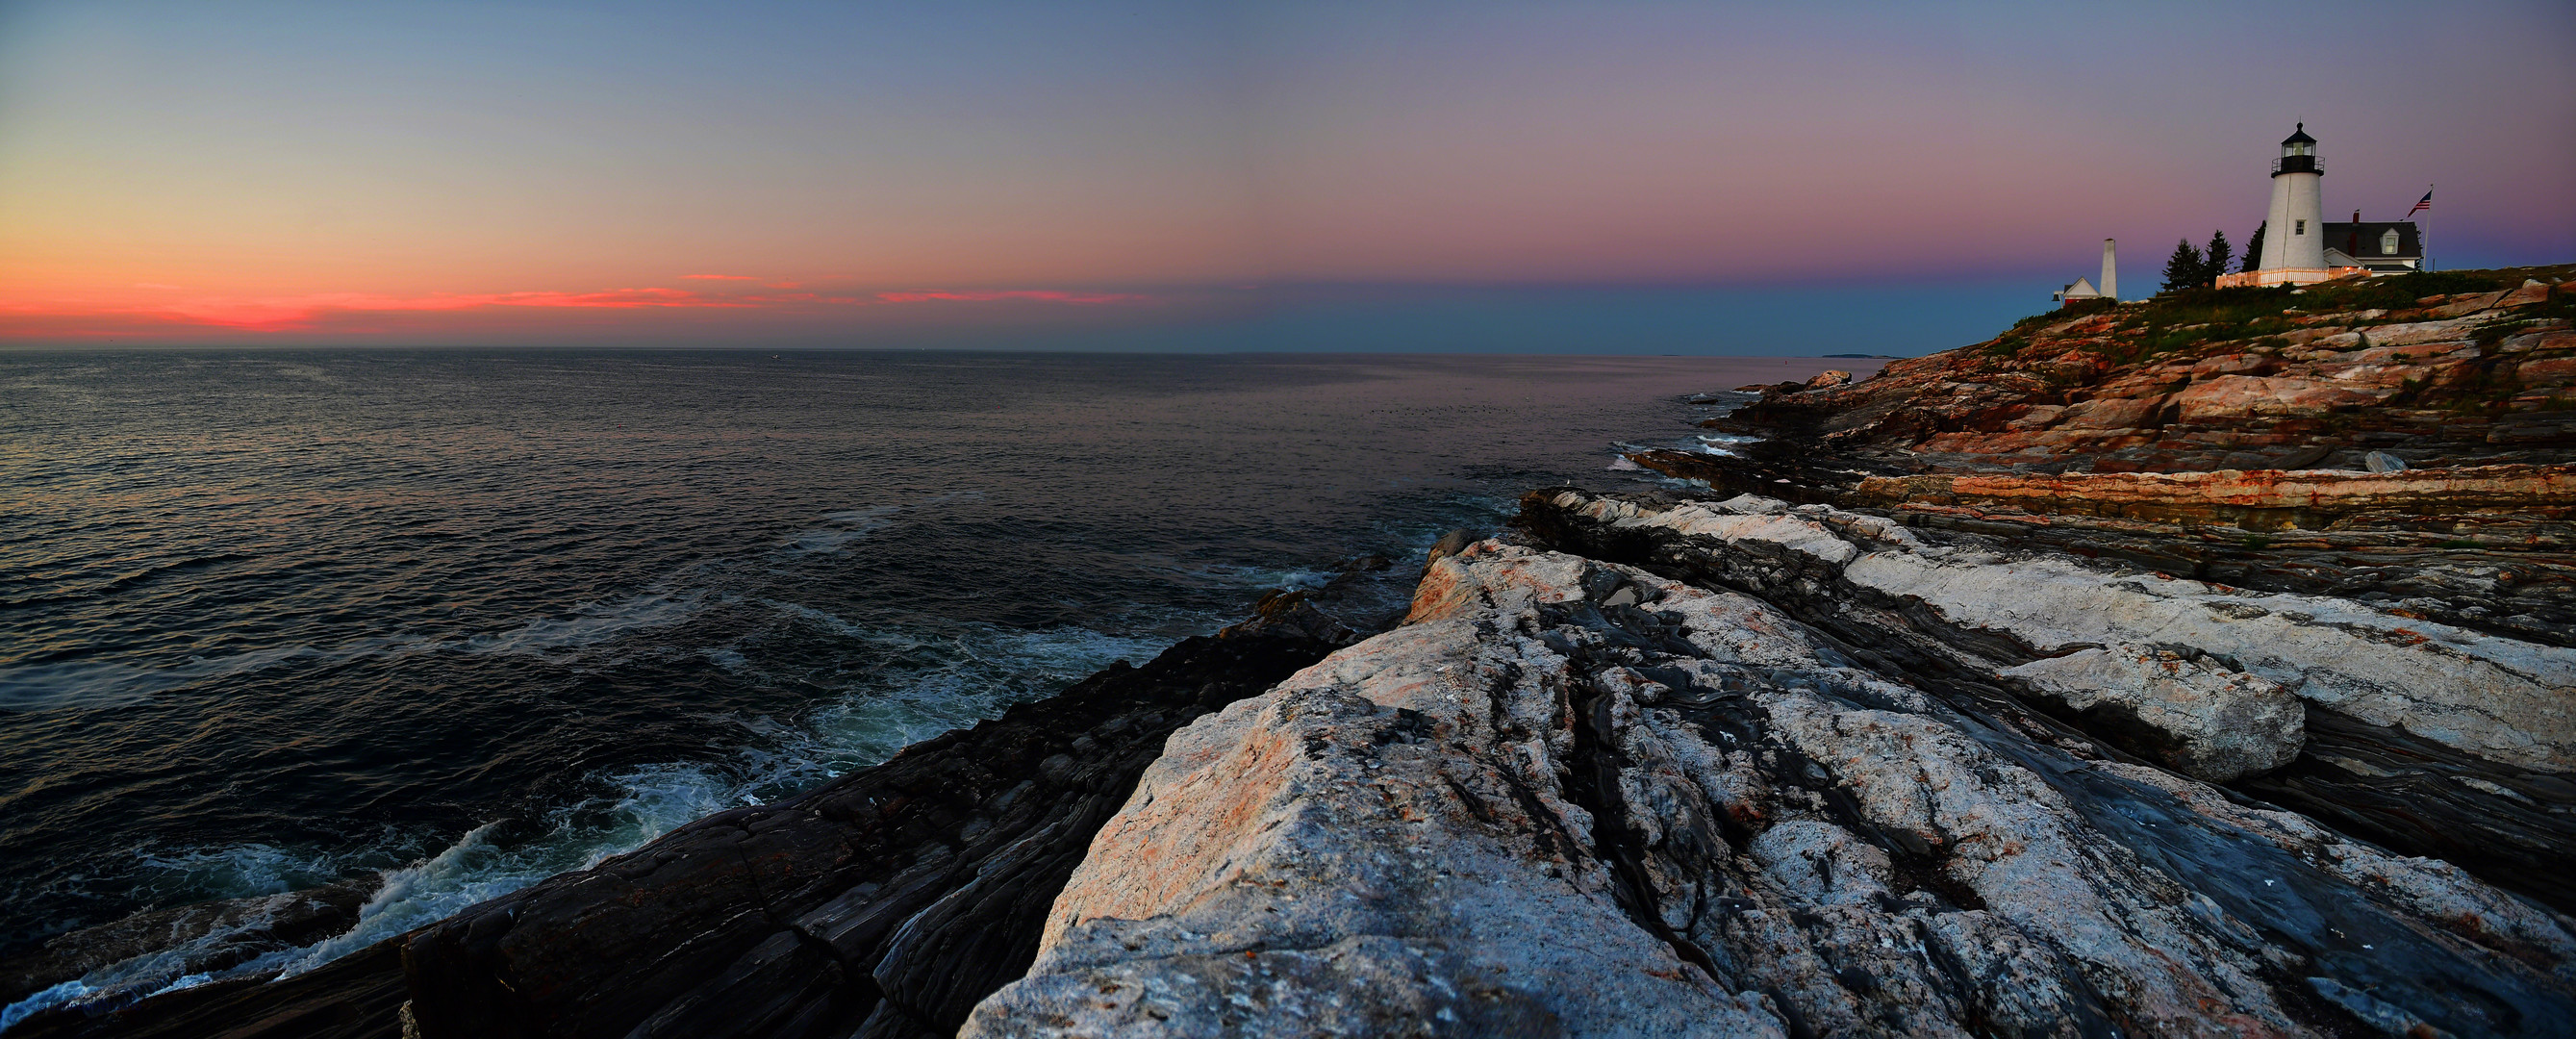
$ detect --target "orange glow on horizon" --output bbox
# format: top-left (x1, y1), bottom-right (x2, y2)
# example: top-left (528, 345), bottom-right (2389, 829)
top-left (0, 283), bottom-right (1160, 337)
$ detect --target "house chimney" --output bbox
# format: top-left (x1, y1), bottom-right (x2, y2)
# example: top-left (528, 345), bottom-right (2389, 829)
top-left (2101, 239), bottom-right (2117, 301)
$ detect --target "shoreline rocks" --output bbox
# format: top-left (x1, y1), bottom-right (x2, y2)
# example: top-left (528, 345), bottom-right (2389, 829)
top-left (965, 536), bottom-right (2576, 1037)
top-left (1518, 487), bottom-right (2576, 918)
top-left (1521, 488), bottom-right (2576, 777)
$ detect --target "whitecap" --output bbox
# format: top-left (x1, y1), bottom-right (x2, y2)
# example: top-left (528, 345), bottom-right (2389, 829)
top-left (1167, 562), bottom-right (1335, 592)
top-left (267, 620), bottom-right (1159, 976)
top-left (454, 593), bottom-right (704, 657)
top-left (773, 492), bottom-right (992, 558)
top-left (1693, 433), bottom-right (1760, 457)
top-left (793, 623), bottom-right (1171, 776)
top-left (0, 591), bottom-right (712, 712)
top-left (127, 843), bottom-right (344, 902)
top-left (0, 645), bottom-right (324, 713)
top-left (778, 505), bottom-right (901, 556)
top-left (1, 980), bottom-right (91, 1032)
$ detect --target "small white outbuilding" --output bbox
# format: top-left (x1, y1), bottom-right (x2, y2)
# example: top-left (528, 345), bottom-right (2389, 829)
top-left (2054, 239), bottom-right (2117, 307)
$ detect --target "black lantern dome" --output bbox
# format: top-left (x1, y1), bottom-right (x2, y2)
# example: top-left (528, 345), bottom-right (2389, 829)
top-left (2274, 122), bottom-right (2319, 176)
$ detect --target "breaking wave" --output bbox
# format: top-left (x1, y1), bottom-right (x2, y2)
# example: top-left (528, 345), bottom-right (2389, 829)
top-left (0, 614), bottom-right (1170, 1031)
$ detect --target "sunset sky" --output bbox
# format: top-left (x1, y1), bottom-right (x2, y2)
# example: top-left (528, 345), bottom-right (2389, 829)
top-left (3, 1), bottom-right (2570, 352)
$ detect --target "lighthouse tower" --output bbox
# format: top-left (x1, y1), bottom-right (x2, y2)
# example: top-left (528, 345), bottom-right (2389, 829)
top-left (2255, 123), bottom-right (2328, 282)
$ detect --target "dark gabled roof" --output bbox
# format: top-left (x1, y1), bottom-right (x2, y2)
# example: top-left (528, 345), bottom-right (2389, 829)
top-left (2323, 221), bottom-right (2420, 260)
top-left (2283, 122), bottom-right (2316, 146)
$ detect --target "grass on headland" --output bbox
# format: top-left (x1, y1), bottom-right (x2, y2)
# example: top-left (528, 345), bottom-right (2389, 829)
top-left (1981, 265), bottom-right (2573, 367)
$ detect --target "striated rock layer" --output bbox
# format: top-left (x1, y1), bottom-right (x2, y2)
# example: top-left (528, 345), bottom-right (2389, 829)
top-left (966, 531), bottom-right (2576, 1038)
top-left (1630, 447), bottom-right (2576, 649)
top-left (1721, 268), bottom-right (2576, 473)
top-left (1650, 268), bottom-right (2576, 649)
top-left (1844, 464), bottom-right (2576, 529)
top-left (1519, 488), bottom-right (2576, 917)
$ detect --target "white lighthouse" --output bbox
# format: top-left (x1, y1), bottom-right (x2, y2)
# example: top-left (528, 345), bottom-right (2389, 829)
top-left (2253, 123), bottom-right (2330, 284)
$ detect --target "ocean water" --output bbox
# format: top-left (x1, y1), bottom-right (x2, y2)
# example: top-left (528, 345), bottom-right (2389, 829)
top-left (0, 348), bottom-right (1863, 1019)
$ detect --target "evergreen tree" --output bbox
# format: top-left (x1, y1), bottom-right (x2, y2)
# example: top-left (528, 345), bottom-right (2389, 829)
top-left (2240, 221), bottom-right (2266, 273)
top-left (2203, 229), bottom-right (2233, 286)
top-left (2160, 239), bottom-right (2205, 293)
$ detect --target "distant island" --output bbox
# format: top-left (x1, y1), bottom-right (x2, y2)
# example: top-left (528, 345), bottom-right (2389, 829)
top-left (26, 266), bottom-right (2575, 1039)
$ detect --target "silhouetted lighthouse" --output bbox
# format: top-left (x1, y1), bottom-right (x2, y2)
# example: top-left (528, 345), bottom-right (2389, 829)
top-left (2257, 123), bottom-right (2326, 274)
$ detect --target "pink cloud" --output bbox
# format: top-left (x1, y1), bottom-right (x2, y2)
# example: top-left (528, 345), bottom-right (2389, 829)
top-left (14, 287), bottom-right (755, 331)
top-left (872, 290), bottom-right (1143, 305)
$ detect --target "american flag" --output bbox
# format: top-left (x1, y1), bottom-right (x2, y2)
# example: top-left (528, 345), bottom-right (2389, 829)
top-left (2405, 189), bottom-right (2433, 218)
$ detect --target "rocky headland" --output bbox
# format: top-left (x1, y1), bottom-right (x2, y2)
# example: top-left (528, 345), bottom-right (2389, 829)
top-left (13, 267), bottom-right (2575, 1038)
top-left (1645, 266), bottom-right (2576, 648)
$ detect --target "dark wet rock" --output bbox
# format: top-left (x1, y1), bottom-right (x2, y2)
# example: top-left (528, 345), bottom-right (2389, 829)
top-left (1425, 528), bottom-right (1477, 570)
top-left (7, 938), bottom-right (407, 1039)
top-left (21, 610), bottom-right (1359, 1039)
top-left (1, 884), bottom-right (369, 1009)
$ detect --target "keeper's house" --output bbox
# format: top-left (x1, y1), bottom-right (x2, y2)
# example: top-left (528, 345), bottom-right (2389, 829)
top-left (2321, 218), bottom-right (2422, 275)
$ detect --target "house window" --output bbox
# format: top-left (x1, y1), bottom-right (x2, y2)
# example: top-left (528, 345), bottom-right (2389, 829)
top-left (2381, 228), bottom-right (2401, 255)
top-left (2294, 219), bottom-right (2307, 235)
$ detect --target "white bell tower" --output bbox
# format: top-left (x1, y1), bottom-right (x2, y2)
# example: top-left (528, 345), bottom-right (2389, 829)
top-left (2257, 123), bottom-right (2326, 273)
